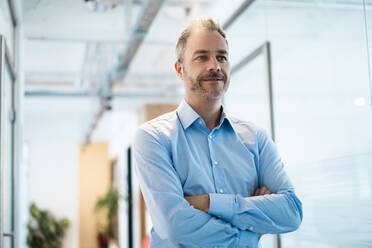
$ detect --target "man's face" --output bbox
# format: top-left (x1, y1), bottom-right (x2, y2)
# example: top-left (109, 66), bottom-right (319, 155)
top-left (175, 28), bottom-right (230, 101)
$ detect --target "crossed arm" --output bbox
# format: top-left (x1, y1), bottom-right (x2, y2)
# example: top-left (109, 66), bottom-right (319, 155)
top-left (134, 129), bottom-right (262, 247)
top-left (134, 128), bottom-right (303, 247)
top-left (185, 187), bottom-right (273, 214)
top-left (185, 187), bottom-right (273, 236)
top-left (185, 131), bottom-right (303, 235)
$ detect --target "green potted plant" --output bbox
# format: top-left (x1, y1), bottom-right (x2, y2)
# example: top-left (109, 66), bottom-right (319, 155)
top-left (27, 203), bottom-right (70, 248)
top-left (95, 185), bottom-right (119, 248)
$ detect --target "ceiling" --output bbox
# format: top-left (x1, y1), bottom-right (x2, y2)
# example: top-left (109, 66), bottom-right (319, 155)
top-left (21, 0), bottom-right (372, 144)
top-left (22, 0), bottom-right (232, 144)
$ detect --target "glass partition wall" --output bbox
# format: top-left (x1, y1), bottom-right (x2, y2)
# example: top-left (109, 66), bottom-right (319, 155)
top-left (0, 2), bottom-right (17, 246)
top-left (225, 0), bottom-right (372, 247)
top-left (0, 35), bottom-right (16, 248)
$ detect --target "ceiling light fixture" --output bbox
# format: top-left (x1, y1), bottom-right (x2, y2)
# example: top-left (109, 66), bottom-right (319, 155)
top-left (84, 0), bottom-right (122, 12)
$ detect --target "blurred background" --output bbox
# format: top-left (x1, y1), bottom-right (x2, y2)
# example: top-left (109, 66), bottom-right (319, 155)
top-left (1, 0), bottom-right (372, 247)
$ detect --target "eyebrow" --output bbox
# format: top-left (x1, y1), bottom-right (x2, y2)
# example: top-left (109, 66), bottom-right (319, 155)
top-left (193, 49), bottom-right (228, 56)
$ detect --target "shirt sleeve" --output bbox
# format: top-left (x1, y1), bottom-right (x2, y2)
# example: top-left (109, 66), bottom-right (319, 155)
top-left (208, 129), bottom-right (303, 234)
top-left (133, 127), bottom-right (260, 248)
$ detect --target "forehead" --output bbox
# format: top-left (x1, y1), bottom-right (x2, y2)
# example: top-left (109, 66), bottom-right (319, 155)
top-left (185, 29), bottom-right (228, 54)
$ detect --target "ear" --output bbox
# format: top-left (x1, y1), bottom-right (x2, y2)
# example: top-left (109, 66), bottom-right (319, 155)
top-left (174, 61), bottom-right (184, 80)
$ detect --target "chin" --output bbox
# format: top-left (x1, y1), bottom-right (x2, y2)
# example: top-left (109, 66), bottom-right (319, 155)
top-left (204, 91), bottom-right (224, 100)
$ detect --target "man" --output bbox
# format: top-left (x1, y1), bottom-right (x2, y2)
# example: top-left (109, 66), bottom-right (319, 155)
top-left (133, 18), bottom-right (303, 248)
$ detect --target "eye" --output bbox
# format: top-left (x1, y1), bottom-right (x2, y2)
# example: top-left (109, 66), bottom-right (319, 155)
top-left (217, 55), bottom-right (228, 62)
top-left (195, 55), bottom-right (208, 61)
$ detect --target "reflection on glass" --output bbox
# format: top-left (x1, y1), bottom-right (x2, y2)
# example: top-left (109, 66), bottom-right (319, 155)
top-left (225, 0), bottom-right (372, 247)
top-left (365, 0), bottom-right (372, 108)
top-left (226, 1), bottom-right (267, 66)
top-left (0, 1), bottom-right (14, 63)
top-left (3, 52), bottom-right (14, 247)
top-left (225, 51), bottom-right (270, 132)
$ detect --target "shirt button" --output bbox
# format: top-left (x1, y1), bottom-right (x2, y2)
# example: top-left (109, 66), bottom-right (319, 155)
top-left (249, 226), bottom-right (254, 231)
top-left (213, 161), bottom-right (218, 165)
top-left (199, 120), bottom-right (202, 124)
top-left (217, 215), bottom-right (221, 219)
top-left (219, 189), bottom-right (224, 193)
top-left (208, 135), bottom-right (212, 139)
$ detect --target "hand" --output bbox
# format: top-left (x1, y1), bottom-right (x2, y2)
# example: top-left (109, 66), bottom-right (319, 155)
top-left (184, 194), bottom-right (210, 213)
top-left (253, 186), bottom-right (272, 196)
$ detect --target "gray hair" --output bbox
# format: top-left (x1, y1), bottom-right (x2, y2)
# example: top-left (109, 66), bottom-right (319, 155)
top-left (175, 18), bottom-right (227, 62)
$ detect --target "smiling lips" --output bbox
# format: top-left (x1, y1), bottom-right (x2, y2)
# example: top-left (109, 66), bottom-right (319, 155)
top-left (202, 78), bottom-right (223, 81)
top-left (200, 76), bottom-right (225, 83)
top-left (198, 72), bottom-right (225, 83)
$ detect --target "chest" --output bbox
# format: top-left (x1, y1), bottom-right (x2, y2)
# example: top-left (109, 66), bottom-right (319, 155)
top-left (171, 128), bottom-right (259, 197)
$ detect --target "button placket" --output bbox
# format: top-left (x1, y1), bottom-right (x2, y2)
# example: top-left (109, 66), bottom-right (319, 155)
top-left (208, 132), bottom-right (220, 194)
top-left (208, 132), bottom-right (225, 195)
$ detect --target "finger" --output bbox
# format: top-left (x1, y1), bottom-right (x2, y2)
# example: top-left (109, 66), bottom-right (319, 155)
top-left (264, 189), bottom-right (272, 195)
top-left (254, 188), bottom-right (259, 196)
top-left (259, 233), bottom-right (263, 237)
top-left (261, 187), bottom-right (271, 195)
top-left (259, 187), bottom-right (267, 195)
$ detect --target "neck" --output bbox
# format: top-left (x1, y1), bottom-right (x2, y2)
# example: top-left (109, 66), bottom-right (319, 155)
top-left (185, 96), bottom-right (222, 132)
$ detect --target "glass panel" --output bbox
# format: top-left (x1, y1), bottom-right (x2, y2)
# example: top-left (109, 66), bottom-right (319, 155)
top-left (226, 1), bottom-right (267, 66)
top-left (264, 1), bottom-right (372, 247)
top-left (366, 0), bottom-right (372, 110)
top-left (225, 52), bottom-right (271, 132)
top-left (4, 236), bottom-right (13, 248)
top-left (3, 58), bottom-right (14, 245)
top-left (0, 1), bottom-right (14, 64)
top-left (225, 0), bottom-right (372, 247)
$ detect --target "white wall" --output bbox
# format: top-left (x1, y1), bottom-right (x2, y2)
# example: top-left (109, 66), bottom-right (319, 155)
top-left (27, 142), bottom-right (79, 248)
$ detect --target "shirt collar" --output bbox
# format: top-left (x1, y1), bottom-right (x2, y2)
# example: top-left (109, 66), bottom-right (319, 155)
top-left (176, 99), bottom-right (235, 132)
top-left (176, 99), bottom-right (200, 130)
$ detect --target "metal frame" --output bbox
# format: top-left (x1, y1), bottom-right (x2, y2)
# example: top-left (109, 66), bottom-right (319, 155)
top-left (230, 41), bottom-right (280, 248)
top-left (0, 33), bottom-right (16, 248)
top-left (231, 41), bottom-right (276, 141)
top-left (4, 43), bottom-right (15, 82)
top-left (0, 1), bottom-right (18, 246)
top-left (7, 0), bottom-right (18, 27)
top-left (0, 34), bottom-right (5, 248)
top-left (222, 0), bottom-right (256, 30)
top-left (127, 147), bottom-right (133, 248)
top-left (362, 0), bottom-right (372, 108)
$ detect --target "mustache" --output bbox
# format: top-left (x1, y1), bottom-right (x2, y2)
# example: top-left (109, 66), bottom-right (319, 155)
top-left (197, 72), bottom-right (226, 82)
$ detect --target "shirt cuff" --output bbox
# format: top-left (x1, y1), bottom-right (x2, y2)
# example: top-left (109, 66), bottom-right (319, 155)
top-left (238, 231), bottom-right (260, 248)
top-left (208, 193), bottom-right (235, 222)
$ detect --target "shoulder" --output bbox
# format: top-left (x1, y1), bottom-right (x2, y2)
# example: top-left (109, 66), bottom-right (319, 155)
top-left (228, 116), bottom-right (270, 145)
top-left (228, 115), bottom-right (272, 153)
top-left (228, 116), bottom-right (258, 140)
top-left (229, 116), bottom-right (259, 133)
top-left (135, 111), bottom-right (178, 146)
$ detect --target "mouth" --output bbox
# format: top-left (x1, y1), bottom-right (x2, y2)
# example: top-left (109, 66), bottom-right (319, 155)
top-left (201, 77), bottom-right (224, 82)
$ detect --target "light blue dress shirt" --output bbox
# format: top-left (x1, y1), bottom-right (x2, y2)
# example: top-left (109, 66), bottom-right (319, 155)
top-left (133, 100), bottom-right (303, 248)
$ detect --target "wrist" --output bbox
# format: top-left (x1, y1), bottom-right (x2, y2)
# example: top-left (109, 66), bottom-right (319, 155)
top-left (204, 194), bottom-right (210, 213)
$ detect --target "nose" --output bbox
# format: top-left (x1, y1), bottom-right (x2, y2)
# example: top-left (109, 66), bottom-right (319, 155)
top-left (206, 57), bottom-right (221, 72)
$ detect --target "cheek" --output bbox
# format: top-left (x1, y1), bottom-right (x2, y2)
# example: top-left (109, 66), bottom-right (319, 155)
top-left (186, 67), bottom-right (202, 79)
top-left (223, 63), bottom-right (230, 72)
